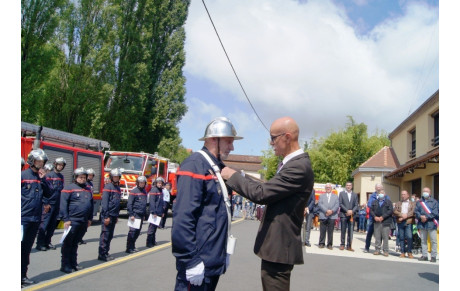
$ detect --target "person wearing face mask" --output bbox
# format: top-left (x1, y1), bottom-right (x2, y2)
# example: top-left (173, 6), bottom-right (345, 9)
top-left (369, 190), bottom-right (393, 256)
top-left (415, 187), bottom-right (439, 262)
top-left (59, 167), bottom-right (93, 273)
top-left (393, 190), bottom-right (416, 258)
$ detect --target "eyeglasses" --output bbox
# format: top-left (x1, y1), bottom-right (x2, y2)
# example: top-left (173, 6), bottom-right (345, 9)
top-left (270, 133), bottom-right (286, 142)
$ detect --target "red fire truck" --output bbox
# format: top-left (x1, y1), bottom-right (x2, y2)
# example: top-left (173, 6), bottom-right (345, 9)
top-left (103, 151), bottom-right (178, 209)
top-left (21, 121), bottom-right (110, 218)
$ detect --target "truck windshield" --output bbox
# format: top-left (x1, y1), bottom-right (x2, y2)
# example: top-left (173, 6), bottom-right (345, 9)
top-left (105, 155), bottom-right (144, 172)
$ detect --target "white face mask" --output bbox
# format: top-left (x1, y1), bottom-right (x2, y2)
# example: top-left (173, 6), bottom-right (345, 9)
top-left (378, 193), bottom-right (385, 199)
top-left (422, 192), bottom-right (430, 198)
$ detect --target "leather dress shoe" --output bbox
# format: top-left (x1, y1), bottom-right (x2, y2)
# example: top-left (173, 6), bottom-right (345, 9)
top-left (318, 245), bottom-right (325, 249)
top-left (418, 256), bottom-right (428, 261)
top-left (373, 251), bottom-right (380, 255)
top-left (400, 254), bottom-right (406, 258)
top-left (60, 266), bottom-right (73, 274)
top-left (383, 252), bottom-right (389, 257)
top-left (430, 257), bottom-right (437, 263)
top-left (47, 243), bottom-right (56, 250)
top-left (36, 245), bottom-right (47, 251)
top-left (78, 240), bottom-right (87, 245)
top-left (98, 255), bottom-right (109, 262)
top-left (346, 247), bottom-right (354, 252)
top-left (73, 265), bottom-right (83, 271)
top-left (133, 248), bottom-right (139, 252)
top-left (339, 245), bottom-right (345, 250)
top-left (126, 249), bottom-right (136, 254)
top-left (327, 246), bottom-right (333, 250)
top-left (305, 242), bottom-right (311, 247)
top-left (21, 277), bottom-right (35, 286)
top-left (407, 253), bottom-right (414, 259)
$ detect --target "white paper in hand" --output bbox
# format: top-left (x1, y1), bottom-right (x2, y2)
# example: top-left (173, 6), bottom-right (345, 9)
top-left (127, 218), bottom-right (142, 229)
top-left (148, 214), bottom-right (161, 226)
top-left (60, 226), bottom-right (72, 244)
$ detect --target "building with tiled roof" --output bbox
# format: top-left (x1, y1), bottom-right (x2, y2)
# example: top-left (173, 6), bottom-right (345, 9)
top-left (351, 90), bottom-right (439, 203)
top-left (352, 146), bottom-right (400, 203)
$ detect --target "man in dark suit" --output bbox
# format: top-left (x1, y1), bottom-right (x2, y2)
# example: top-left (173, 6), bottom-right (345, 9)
top-left (339, 182), bottom-right (359, 251)
top-left (222, 117), bottom-right (314, 291)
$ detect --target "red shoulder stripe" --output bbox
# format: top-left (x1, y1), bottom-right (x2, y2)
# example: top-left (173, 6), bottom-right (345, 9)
top-left (22, 179), bottom-right (40, 183)
top-left (177, 171), bottom-right (214, 180)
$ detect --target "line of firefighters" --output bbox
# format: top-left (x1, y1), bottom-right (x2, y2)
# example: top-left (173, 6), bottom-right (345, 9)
top-left (21, 148), bottom-right (172, 287)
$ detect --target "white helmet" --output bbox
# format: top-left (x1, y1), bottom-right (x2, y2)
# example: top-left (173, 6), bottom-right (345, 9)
top-left (199, 117), bottom-right (243, 141)
top-left (44, 163), bottom-right (54, 171)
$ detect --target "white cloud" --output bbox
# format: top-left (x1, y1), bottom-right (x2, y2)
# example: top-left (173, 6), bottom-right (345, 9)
top-left (183, 0), bottom-right (438, 147)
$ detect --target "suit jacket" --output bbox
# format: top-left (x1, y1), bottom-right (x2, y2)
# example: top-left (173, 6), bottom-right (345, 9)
top-left (338, 191), bottom-right (359, 218)
top-left (226, 152), bottom-right (314, 265)
top-left (318, 193), bottom-right (339, 220)
top-left (393, 200), bottom-right (416, 224)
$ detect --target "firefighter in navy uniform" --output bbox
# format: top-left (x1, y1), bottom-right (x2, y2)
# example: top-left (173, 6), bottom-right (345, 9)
top-left (79, 168), bottom-right (95, 245)
top-left (59, 167), bottom-right (93, 273)
top-left (146, 177), bottom-right (165, 247)
top-left (98, 168), bottom-right (122, 261)
top-left (126, 176), bottom-right (148, 253)
top-left (21, 149), bottom-right (52, 286)
top-left (172, 117), bottom-right (242, 290)
top-left (36, 157), bottom-right (66, 251)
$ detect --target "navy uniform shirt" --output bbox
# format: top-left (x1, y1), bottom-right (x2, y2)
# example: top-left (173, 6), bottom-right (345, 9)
top-left (148, 186), bottom-right (164, 216)
top-left (59, 183), bottom-right (93, 222)
top-left (171, 147), bottom-right (229, 276)
top-left (44, 171), bottom-right (64, 205)
top-left (101, 182), bottom-right (121, 219)
top-left (21, 168), bottom-right (51, 223)
top-left (127, 186), bottom-right (147, 219)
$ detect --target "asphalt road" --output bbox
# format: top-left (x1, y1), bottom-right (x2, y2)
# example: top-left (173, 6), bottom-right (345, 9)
top-left (22, 212), bottom-right (439, 291)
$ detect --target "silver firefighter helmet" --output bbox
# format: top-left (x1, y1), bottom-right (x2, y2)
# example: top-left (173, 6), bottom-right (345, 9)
top-left (198, 117), bottom-right (243, 141)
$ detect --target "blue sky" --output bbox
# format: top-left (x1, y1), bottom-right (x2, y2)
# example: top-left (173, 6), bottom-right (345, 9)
top-left (178, 0), bottom-right (439, 155)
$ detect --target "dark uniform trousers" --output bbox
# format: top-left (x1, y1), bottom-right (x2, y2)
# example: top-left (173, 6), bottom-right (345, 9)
top-left (99, 216), bottom-right (117, 257)
top-left (61, 221), bottom-right (86, 268)
top-left (21, 221), bottom-right (40, 277)
top-left (261, 260), bottom-right (294, 291)
top-left (159, 201), bottom-right (170, 228)
top-left (36, 204), bottom-right (59, 247)
top-left (146, 223), bottom-right (158, 246)
top-left (174, 272), bottom-right (220, 291)
top-left (340, 216), bottom-right (354, 247)
top-left (319, 218), bottom-right (335, 247)
top-left (126, 219), bottom-right (143, 250)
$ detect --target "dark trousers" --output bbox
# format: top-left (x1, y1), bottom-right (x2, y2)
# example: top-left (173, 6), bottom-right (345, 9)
top-left (365, 219), bottom-right (375, 250)
top-left (36, 204), bottom-right (59, 247)
top-left (21, 221), bottom-right (40, 277)
top-left (174, 271), bottom-right (220, 291)
top-left (159, 202), bottom-right (170, 228)
top-left (99, 216), bottom-right (117, 257)
top-left (61, 221), bottom-right (86, 268)
top-left (126, 218), bottom-right (144, 250)
top-left (319, 218), bottom-right (335, 247)
top-left (261, 259), bottom-right (294, 291)
top-left (304, 212), bottom-right (314, 244)
top-left (146, 222), bottom-right (158, 246)
top-left (340, 216), bottom-right (354, 247)
top-left (397, 222), bottom-right (413, 254)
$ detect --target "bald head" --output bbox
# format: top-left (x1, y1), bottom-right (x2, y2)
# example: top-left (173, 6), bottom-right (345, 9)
top-left (270, 117), bottom-right (300, 157)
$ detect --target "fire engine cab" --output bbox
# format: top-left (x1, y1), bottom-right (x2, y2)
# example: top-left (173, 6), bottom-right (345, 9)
top-left (103, 151), bottom-right (178, 209)
top-left (21, 121), bottom-right (110, 218)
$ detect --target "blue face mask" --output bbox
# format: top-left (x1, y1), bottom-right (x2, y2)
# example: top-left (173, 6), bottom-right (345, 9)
top-left (378, 193), bottom-right (385, 200)
top-left (422, 192), bottom-right (430, 199)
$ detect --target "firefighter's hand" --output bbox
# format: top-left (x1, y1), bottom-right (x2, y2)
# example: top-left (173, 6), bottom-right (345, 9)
top-left (88, 221), bottom-right (92, 227)
top-left (44, 204), bottom-right (51, 213)
top-left (104, 218), bottom-right (110, 226)
top-left (64, 221), bottom-right (71, 229)
top-left (130, 216), bottom-right (135, 221)
top-left (38, 169), bottom-right (46, 178)
top-left (153, 215), bottom-right (157, 218)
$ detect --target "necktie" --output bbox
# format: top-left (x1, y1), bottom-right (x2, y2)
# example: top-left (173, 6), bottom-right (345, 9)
top-left (277, 161), bottom-right (283, 172)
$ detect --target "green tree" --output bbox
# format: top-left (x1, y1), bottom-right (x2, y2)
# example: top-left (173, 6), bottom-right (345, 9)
top-left (307, 116), bottom-right (390, 185)
top-left (259, 146), bottom-right (282, 181)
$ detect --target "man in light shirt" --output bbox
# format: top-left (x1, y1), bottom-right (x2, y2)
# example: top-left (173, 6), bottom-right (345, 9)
top-left (393, 190), bottom-right (416, 258)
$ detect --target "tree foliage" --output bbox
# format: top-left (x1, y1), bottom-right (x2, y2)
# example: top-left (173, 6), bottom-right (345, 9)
top-left (307, 116), bottom-right (390, 185)
top-left (21, 0), bottom-right (190, 160)
top-left (259, 116), bottom-right (390, 184)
